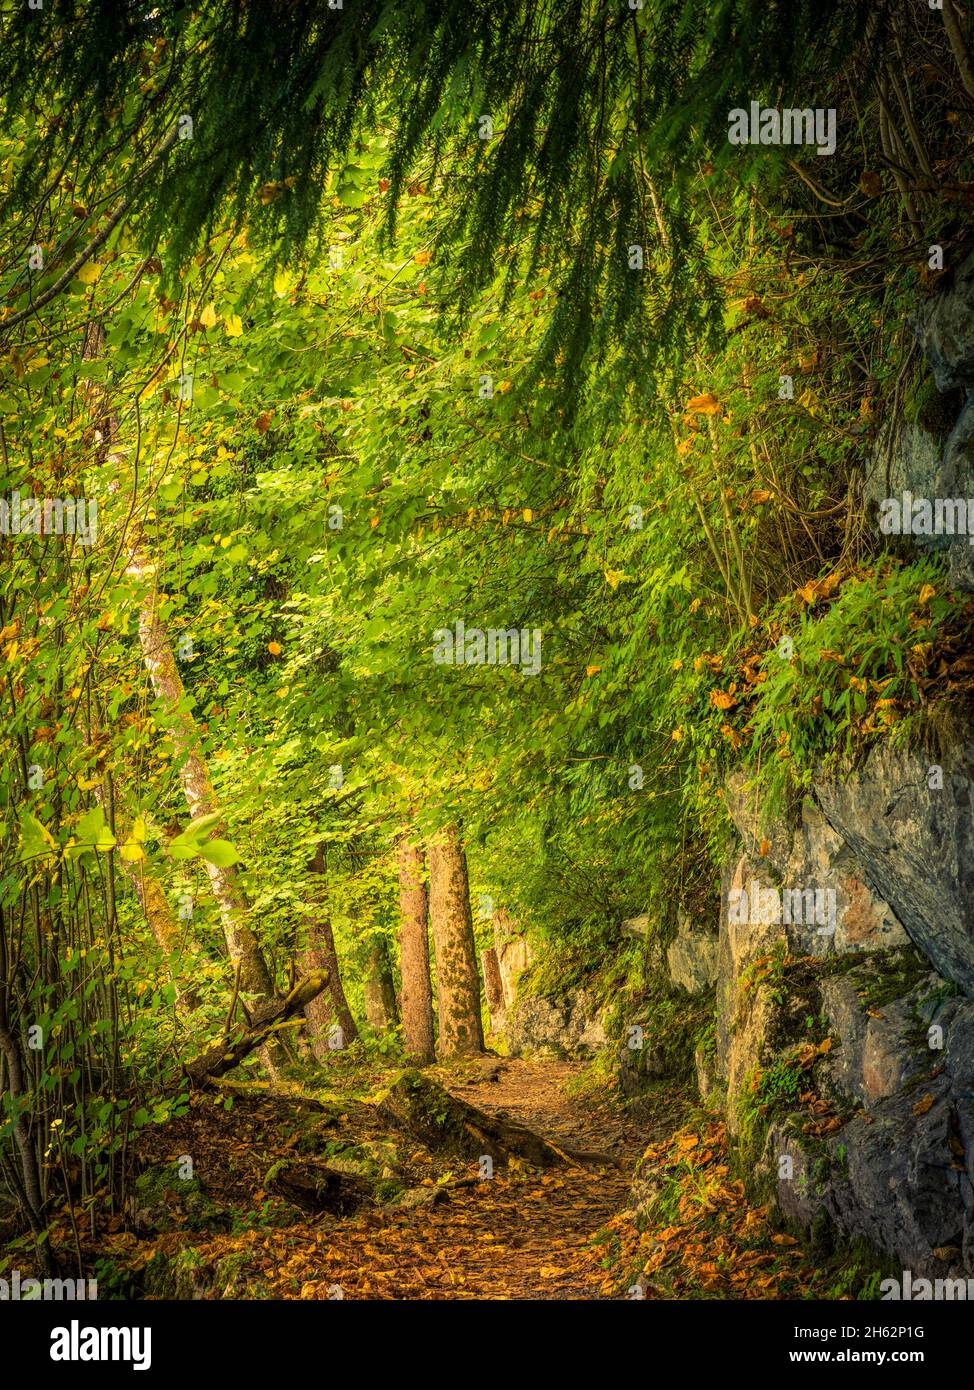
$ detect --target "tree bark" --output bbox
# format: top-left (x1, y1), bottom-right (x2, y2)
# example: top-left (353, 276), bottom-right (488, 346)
top-left (396, 837), bottom-right (435, 1062)
top-left (300, 842), bottom-right (358, 1057)
top-left (377, 1072), bottom-right (578, 1167)
top-left (481, 946), bottom-right (505, 1032)
top-left (427, 825), bottom-right (484, 1057)
top-left (363, 936), bottom-right (399, 1032)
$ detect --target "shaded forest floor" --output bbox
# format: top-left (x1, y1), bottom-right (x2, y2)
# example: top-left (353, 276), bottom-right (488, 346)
top-left (49, 1058), bottom-right (874, 1300)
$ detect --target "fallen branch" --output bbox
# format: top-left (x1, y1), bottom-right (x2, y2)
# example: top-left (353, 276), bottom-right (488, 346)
top-left (376, 1070), bottom-right (613, 1169)
top-left (183, 970), bottom-right (329, 1087)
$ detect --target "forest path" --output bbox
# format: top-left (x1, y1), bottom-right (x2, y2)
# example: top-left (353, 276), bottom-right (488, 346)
top-left (264, 1057), bottom-right (686, 1300)
top-left (125, 1057), bottom-right (692, 1300)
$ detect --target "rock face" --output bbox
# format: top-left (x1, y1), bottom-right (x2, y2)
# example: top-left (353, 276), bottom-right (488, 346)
top-left (716, 855), bottom-right (788, 1133)
top-left (723, 776), bottom-right (909, 960)
top-left (771, 974), bottom-right (974, 1280)
top-left (865, 417), bottom-right (943, 522)
top-left (712, 708), bottom-right (974, 1276)
top-left (862, 250), bottom-right (974, 594)
top-left (914, 252), bottom-right (974, 392)
top-left (504, 989), bottom-right (607, 1059)
top-left (817, 730), bottom-right (974, 997)
top-left (667, 916), bottom-right (719, 995)
top-left (493, 910), bottom-right (532, 1011)
top-left (940, 397), bottom-right (974, 592)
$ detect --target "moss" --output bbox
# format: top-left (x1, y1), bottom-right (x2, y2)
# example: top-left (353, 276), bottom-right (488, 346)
top-left (903, 373), bottom-right (965, 442)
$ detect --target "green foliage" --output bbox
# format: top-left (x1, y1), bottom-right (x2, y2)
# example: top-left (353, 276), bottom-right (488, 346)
top-left (1, 0), bottom-right (971, 1277)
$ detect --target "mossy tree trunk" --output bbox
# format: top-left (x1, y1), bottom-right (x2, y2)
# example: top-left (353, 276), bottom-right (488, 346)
top-left (427, 825), bottom-right (484, 1057)
top-left (300, 842), bottom-right (358, 1058)
top-left (396, 836), bottom-right (435, 1062)
top-left (363, 935), bottom-right (399, 1032)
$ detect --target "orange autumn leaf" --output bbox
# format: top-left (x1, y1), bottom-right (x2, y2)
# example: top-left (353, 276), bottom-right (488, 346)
top-left (686, 392), bottom-right (721, 415)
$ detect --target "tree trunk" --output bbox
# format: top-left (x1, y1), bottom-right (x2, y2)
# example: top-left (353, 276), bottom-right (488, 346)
top-left (130, 552), bottom-right (276, 1010)
top-left (363, 936), bottom-right (399, 1032)
top-left (83, 320), bottom-right (278, 1027)
top-left (427, 825), bottom-right (484, 1057)
top-left (396, 837), bottom-right (435, 1062)
top-left (481, 946), bottom-right (505, 1032)
top-left (95, 760), bottom-right (197, 1011)
top-left (300, 843), bottom-right (358, 1058)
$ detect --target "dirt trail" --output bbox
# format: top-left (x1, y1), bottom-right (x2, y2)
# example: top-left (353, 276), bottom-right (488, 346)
top-left (282, 1059), bottom-right (676, 1300)
top-left (123, 1058), bottom-right (690, 1301)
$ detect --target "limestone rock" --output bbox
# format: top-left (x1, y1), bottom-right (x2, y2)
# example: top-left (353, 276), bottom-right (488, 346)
top-left (504, 988), bottom-right (607, 1059)
top-left (817, 729), bottom-right (974, 996)
top-left (667, 916), bottom-right (719, 995)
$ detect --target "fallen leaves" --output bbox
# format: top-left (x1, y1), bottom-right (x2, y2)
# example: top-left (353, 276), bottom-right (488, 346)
top-left (591, 1120), bottom-right (821, 1300)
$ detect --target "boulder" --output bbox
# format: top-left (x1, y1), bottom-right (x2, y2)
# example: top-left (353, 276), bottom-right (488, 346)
top-left (621, 913), bottom-right (651, 939)
top-left (504, 988), bottom-right (607, 1058)
top-left (667, 916), bottom-right (719, 995)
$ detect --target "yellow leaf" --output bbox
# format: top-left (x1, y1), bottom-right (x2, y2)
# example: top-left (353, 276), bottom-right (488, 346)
top-left (686, 392), bottom-right (720, 415)
top-left (120, 838), bottom-right (146, 862)
top-left (585, 665), bottom-right (601, 677)
top-left (273, 266), bottom-right (292, 298)
top-left (224, 313), bottom-right (243, 337)
top-left (414, 250), bottom-right (431, 267)
top-left (200, 303), bottom-right (218, 328)
top-left (522, 508), bottom-right (534, 523)
top-left (76, 261), bottom-right (102, 286)
top-left (918, 584), bottom-right (936, 604)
